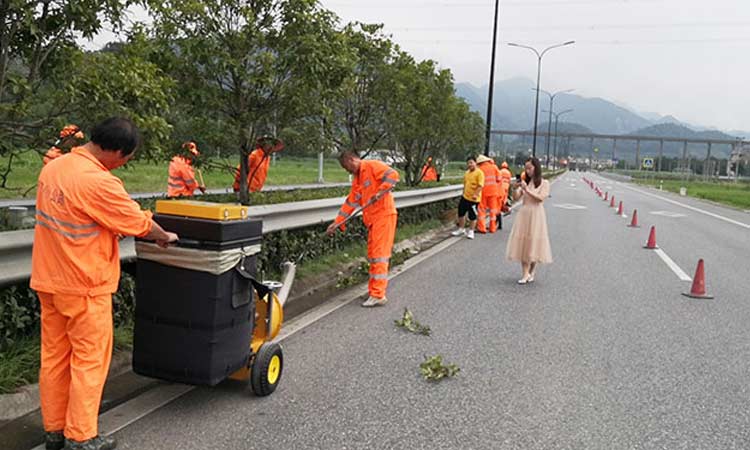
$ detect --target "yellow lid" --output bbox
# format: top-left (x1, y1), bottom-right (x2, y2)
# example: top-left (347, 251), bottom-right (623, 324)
top-left (155, 200), bottom-right (248, 221)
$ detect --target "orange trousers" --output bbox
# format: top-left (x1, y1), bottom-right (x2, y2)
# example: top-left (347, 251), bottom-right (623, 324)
top-left (477, 195), bottom-right (500, 233)
top-left (38, 292), bottom-right (113, 442)
top-left (367, 214), bottom-right (397, 299)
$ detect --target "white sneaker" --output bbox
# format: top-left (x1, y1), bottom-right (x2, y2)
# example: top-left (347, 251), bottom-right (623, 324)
top-left (451, 228), bottom-right (465, 237)
top-left (466, 229), bottom-right (475, 239)
top-left (362, 296), bottom-right (388, 307)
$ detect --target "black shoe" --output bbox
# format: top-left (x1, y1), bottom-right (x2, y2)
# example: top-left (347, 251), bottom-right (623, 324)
top-left (64, 435), bottom-right (117, 450)
top-left (45, 431), bottom-right (65, 450)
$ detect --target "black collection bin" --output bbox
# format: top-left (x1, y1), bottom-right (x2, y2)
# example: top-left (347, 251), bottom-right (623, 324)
top-left (132, 214), bottom-right (263, 386)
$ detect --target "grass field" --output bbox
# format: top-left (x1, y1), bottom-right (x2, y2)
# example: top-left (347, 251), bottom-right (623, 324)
top-left (634, 178), bottom-right (750, 210)
top-left (0, 152), bottom-right (472, 200)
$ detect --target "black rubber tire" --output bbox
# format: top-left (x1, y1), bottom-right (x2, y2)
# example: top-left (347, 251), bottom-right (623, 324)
top-left (251, 343), bottom-right (283, 396)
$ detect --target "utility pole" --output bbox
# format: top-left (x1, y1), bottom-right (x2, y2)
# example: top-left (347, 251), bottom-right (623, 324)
top-left (484, 0), bottom-right (501, 156)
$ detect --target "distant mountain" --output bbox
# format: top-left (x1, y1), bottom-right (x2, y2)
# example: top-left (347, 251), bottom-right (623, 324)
top-left (456, 77), bottom-right (743, 141)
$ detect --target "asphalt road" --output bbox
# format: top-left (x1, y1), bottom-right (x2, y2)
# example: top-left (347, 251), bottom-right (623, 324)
top-left (25, 172), bottom-right (750, 449)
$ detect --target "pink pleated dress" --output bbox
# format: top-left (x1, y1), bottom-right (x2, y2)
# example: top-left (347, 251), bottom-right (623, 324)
top-left (505, 179), bottom-right (553, 264)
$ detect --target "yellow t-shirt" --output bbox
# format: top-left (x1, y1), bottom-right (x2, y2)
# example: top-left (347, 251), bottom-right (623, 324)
top-left (463, 168), bottom-right (485, 202)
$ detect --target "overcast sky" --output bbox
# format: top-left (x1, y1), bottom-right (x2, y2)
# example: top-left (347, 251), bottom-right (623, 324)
top-left (319, 0), bottom-right (749, 132)
top-left (91, 0), bottom-right (749, 132)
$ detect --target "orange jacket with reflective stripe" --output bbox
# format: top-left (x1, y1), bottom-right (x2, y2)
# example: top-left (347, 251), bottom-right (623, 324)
top-left (233, 149), bottom-right (270, 193)
top-left (479, 162), bottom-right (502, 197)
top-left (167, 156), bottom-right (198, 197)
top-left (31, 147), bottom-right (153, 296)
top-left (420, 164), bottom-right (438, 182)
top-left (499, 168), bottom-right (512, 186)
top-left (335, 160), bottom-right (399, 228)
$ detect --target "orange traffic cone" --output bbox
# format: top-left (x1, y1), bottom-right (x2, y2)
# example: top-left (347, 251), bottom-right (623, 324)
top-left (644, 226), bottom-right (658, 249)
top-left (628, 209), bottom-right (640, 227)
top-left (683, 259), bottom-right (713, 299)
top-left (616, 201), bottom-right (624, 216)
top-left (610, 196), bottom-right (615, 208)
top-left (604, 192), bottom-right (608, 201)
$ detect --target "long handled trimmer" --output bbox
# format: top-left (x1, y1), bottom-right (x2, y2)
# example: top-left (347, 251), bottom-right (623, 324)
top-left (197, 168), bottom-right (206, 189)
top-left (330, 187), bottom-right (394, 233)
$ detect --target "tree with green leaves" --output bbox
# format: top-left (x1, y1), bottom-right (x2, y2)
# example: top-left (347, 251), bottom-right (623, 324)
top-left (384, 53), bottom-right (484, 185)
top-left (146, 0), bottom-right (349, 203)
top-left (0, 0), bottom-right (174, 193)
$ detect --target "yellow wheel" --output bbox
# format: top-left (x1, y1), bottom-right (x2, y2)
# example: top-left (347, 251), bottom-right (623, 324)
top-left (251, 343), bottom-right (283, 396)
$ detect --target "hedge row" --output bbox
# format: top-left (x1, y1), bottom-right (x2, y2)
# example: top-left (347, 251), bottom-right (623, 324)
top-left (0, 197), bottom-right (456, 351)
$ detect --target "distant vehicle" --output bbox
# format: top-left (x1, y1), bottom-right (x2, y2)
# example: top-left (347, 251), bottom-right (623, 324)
top-left (363, 149), bottom-right (405, 165)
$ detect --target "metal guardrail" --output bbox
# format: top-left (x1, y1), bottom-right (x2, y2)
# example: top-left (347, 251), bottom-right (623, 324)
top-left (0, 185), bottom-right (461, 287)
top-left (0, 182), bottom-right (350, 209)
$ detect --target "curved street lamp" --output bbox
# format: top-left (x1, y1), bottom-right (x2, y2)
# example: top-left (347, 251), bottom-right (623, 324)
top-left (543, 108), bottom-right (574, 170)
top-left (537, 88), bottom-right (574, 168)
top-left (508, 41), bottom-right (575, 158)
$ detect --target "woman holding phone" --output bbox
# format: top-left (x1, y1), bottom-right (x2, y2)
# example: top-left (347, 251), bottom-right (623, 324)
top-left (506, 157), bottom-right (552, 284)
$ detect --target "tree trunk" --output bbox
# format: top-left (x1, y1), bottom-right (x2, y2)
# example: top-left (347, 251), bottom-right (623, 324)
top-left (238, 142), bottom-right (250, 205)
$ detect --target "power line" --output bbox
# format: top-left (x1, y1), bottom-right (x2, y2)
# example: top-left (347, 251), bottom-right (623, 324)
top-left (397, 37), bottom-right (750, 46)
top-left (327, 0), bottom-right (665, 7)
top-left (386, 21), bottom-right (750, 32)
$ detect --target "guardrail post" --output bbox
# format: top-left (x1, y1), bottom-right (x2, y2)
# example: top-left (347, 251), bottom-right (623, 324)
top-left (318, 152), bottom-right (325, 184)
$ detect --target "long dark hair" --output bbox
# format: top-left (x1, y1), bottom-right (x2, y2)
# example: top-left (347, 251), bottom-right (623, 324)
top-left (525, 157), bottom-right (543, 188)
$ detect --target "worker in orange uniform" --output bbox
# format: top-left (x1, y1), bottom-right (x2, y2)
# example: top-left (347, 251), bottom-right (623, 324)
top-left (31, 117), bottom-right (178, 450)
top-left (419, 156), bottom-right (438, 183)
top-left (44, 124), bottom-right (85, 165)
top-left (326, 151), bottom-right (399, 307)
top-left (476, 155), bottom-right (502, 233)
top-left (167, 141), bottom-right (205, 197)
top-left (498, 161), bottom-right (513, 222)
top-left (232, 136), bottom-right (284, 193)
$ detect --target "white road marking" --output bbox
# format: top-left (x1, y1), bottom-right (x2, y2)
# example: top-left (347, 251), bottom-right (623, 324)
top-left (619, 184), bottom-right (750, 230)
top-left (553, 203), bottom-right (587, 210)
top-left (651, 211), bottom-right (687, 218)
top-left (654, 248), bottom-right (693, 281)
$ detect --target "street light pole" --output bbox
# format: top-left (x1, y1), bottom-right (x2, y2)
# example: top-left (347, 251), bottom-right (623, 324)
top-left (537, 88), bottom-right (574, 168)
top-left (544, 108), bottom-right (573, 171)
top-left (508, 41), bottom-right (575, 158)
top-left (484, 0), bottom-right (501, 156)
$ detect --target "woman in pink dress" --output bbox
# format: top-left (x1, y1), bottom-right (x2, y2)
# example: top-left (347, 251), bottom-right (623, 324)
top-left (506, 157), bottom-right (552, 284)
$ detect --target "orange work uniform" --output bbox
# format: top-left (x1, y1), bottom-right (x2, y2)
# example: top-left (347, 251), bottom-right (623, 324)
top-left (334, 160), bottom-right (399, 299)
top-left (420, 164), bottom-right (438, 182)
top-left (498, 166), bottom-right (512, 211)
top-left (477, 161), bottom-right (502, 233)
top-left (43, 147), bottom-right (64, 166)
top-left (31, 147), bottom-right (153, 442)
top-left (167, 156), bottom-right (199, 197)
top-left (233, 148), bottom-right (270, 193)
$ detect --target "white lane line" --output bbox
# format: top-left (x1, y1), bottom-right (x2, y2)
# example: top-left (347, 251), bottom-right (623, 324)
top-left (653, 248), bottom-right (692, 281)
top-left (619, 183), bottom-right (750, 230)
top-left (29, 234), bottom-right (466, 449)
